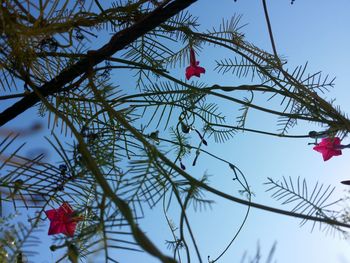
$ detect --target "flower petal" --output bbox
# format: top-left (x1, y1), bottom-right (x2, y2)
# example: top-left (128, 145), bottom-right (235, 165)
top-left (313, 137), bottom-right (342, 161)
top-left (45, 202), bottom-right (80, 236)
top-left (45, 209), bottom-right (57, 221)
top-left (65, 222), bottom-right (78, 237)
top-left (189, 48), bottom-right (198, 66)
top-left (333, 137), bottom-right (341, 145)
top-left (186, 65), bottom-right (205, 80)
top-left (59, 202), bottom-right (74, 215)
top-left (48, 220), bottom-right (63, 235)
top-left (186, 66), bottom-right (196, 80)
top-left (185, 48), bottom-right (205, 80)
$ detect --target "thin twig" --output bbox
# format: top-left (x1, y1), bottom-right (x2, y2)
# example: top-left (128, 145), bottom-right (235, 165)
top-left (261, 0), bottom-right (281, 66)
top-left (0, 0), bottom-right (197, 126)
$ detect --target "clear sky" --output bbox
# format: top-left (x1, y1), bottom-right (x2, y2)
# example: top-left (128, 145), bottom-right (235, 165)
top-left (125, 1), bottom-right (350, 262)
top-left (2, 0), bottom-right (350, 262)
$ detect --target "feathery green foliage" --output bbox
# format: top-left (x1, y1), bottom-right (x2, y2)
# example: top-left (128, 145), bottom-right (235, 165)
top-left (1, 1), bottom-right (350, 262)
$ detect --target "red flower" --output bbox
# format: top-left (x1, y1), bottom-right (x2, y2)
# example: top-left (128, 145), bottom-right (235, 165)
top-left (45, 202), bottom-right (82, 237)
top-left (313, 137), bottom-right (342, 161)
top-left (185, 48), bottom-right (205, 80)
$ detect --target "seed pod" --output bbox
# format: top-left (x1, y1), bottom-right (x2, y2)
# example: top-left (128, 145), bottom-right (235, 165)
top-left (50, 245), bottom-right (57, 251)
top-left (14, 179), bottom-right (24, 188)
top-left (181, 123), bottom-right (190, 133)
top-left (149, 131), bottom-right (160, 143)
top-left (308, 131), bottom-right (318, 138)
top-left (59, 164), bottom-right (67, 171)
top-left (76, 30), bottom-right (84, 40)
top-left (180, 161), bottom-right (186, 170)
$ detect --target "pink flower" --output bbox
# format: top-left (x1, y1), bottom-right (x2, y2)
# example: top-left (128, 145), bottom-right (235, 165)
top-left (313, 137), bottom-right (342, 161)
top-left (45, 202), bottom-right (82, 237)
top-left (185, 48), bottom-right (205, 80)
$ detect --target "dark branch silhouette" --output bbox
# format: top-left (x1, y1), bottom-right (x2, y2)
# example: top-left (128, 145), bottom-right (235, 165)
top-left (0, 0), bottom-right (197, 126)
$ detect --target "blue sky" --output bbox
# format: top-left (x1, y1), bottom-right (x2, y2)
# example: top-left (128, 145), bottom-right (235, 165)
top-left (184, 1), bottom-right (350, 263)
top-left (2, 0), bottom-right (350, 262)
top-left (115, 1), bottom-right (350, 262)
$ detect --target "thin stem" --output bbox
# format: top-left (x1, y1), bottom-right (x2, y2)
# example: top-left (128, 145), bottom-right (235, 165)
top-left (261, 0), bottom-right (281, 66)
top-left (155, 159), bottom-right (203, 263)
top-left (109, 104), bottom-right (350, 229)
top-left (162, 190), bottom-right (184, 263)
top-left (33, 81), bottom-right (177, 263)
top-left (112, 57), bottom-right (320, 122)
top-left (0, 0), bottom-right (198, 127)
top-left (0, 93), bottom-right (27, 100)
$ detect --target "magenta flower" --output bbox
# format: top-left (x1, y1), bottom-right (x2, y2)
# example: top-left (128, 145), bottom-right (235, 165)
top-left (185, 48), bottom-right (205, 80)
top-left (313, 137), bottom-right (342, 161)
top-left (45, 202), bottom-right (82, 237)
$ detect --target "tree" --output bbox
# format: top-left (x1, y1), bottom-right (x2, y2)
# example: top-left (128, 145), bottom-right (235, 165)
top-left (0, 0), bottom-right (349, 262)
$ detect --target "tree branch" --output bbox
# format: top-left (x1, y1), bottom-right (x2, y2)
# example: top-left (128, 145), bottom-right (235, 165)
top-left (0, 0), bottom-right (197, 126)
